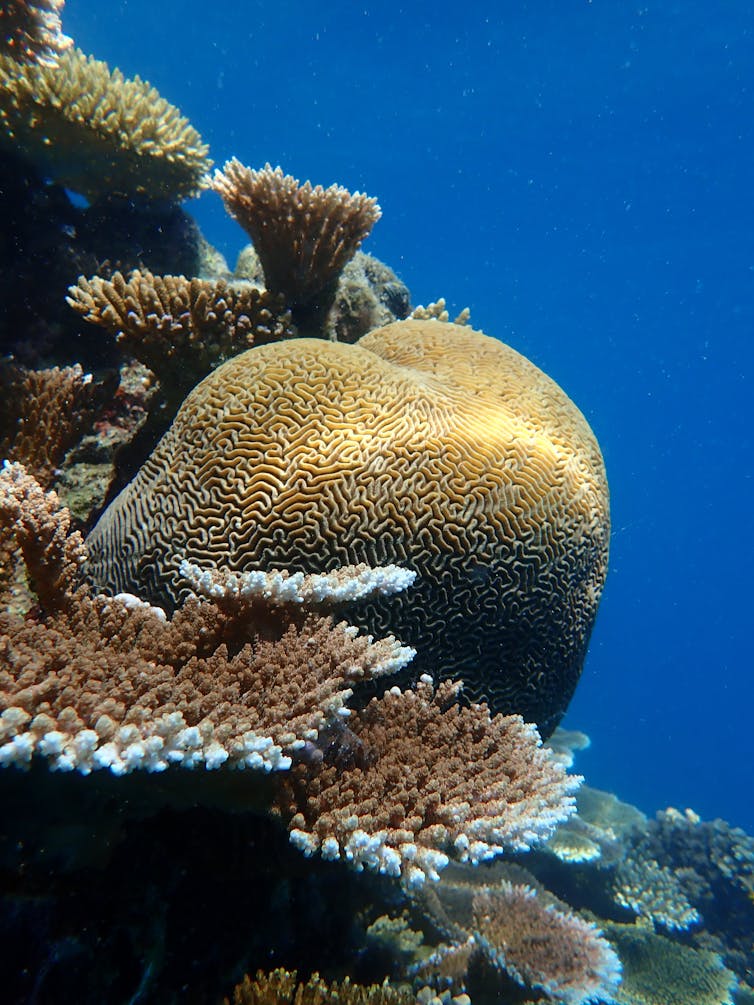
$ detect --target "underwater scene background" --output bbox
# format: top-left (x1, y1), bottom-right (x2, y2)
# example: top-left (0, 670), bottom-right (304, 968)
top-left (1, 1), bottom-right (754, 1003)
top-left (63, 0), bottom-right (754, 833)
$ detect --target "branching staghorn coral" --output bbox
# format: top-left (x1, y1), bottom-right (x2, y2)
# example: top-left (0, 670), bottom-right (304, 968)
top-left (213, 160), bottom-right (381, 329)
top-left (0, 48), bottom-right (211, 201)
top-left (227, 969), bottom-right (415, 1005)
top-left (1, 464), bottom-right (582, 895)
top-left (275, 676), bottom-right (580, 887)
top-left (0, 0), bottom-right (71, 65)
top-left (0, 361), bottom-right (102, 487)
top-left (66, 269), bottom-right (294, 405)
top-left (0, 464), bottom-right (416, 775)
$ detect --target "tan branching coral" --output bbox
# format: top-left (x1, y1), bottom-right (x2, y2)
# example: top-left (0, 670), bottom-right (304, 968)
top-left (0, 461), bottom-right (86, 612)
top-left (472, 883), bottom-right (621, 1005)
top-left (67, 269), bottom-right (293, 399)
top-left (410, 298), bottom-right (470, 326)
top-left (0, 0), bottom-right (71, 65)
top-left (228, 969), bottom-right (415, 1005)
top-left (276, 676), bottom-right (580, 887)
top-left (0, 464), bottom-right (416, 776)
top-left (0, 361), bottom-right (99, 487)
top-left (613, 857), bottom-right (701, 931)
top-left (0, 48), bottom-right (211, 201)
top-left (213, 160), bottom-right (381, 318)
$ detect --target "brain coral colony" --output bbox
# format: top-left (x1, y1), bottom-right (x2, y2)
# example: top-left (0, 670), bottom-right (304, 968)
top-left (0, 5), bottom-right (751, 1005)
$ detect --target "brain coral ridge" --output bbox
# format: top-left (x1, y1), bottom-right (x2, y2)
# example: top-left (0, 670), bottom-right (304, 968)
top-left (84, 319), bottom-right (610, 734)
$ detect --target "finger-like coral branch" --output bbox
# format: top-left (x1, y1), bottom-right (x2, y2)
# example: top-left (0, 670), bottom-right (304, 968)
top-left (67, 270), bottom-right (294, 398)
top-left (213, 160), bottom-right (381, 316)
top-left (0, 461), bottom-right (86, 611)
top-left (0, 0), bottom-right (71, 65)
top-left (277, 676), bottom-right (580, 887)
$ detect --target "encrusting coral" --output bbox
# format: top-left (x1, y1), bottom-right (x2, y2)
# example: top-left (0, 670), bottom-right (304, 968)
top-left (0, 47), bottom-right (211, 201)
top-left (0, 463), bottom-right (578, 888)
top-left (0, 0), bottom-right (71, 65)
top-left (84, 317), bottom-right (610, 734)
top-left (213, 160), bottom-right (381, 329)
top-left (66, 269), bottom-right (294, 406)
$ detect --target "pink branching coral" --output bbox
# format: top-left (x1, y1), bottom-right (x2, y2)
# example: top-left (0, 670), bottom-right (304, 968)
top-left (472, 883), bottom-right (621, 1005)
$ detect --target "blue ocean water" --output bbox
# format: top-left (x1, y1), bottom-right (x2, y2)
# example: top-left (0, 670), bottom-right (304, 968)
top-left (64, 1), bottom-right (754, 834)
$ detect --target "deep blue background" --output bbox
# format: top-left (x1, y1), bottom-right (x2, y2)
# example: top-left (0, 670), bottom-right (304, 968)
top-left (64, 2), bottom-right (754, 832)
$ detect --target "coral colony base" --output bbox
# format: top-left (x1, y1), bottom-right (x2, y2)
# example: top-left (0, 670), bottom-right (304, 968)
top-left (0, 3), bottom-right (751, 1004)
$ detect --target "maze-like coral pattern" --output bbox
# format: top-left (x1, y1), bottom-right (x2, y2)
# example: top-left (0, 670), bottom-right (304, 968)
top-left (84, 320), bottom-right (609, 733)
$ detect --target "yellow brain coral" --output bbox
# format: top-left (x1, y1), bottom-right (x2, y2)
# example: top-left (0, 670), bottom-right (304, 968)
top-left (84, 320), bottom-right (609, 733)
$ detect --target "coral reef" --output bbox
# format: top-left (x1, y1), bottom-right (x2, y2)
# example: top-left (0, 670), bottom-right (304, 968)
top-left (1, 465), bottom-right (577, 892)
top-left (214, 160), bottom-right (381, 332)
top-left (228, 969), bottom-right (415, 1005)
top-left (84, 318), bottom-right (609, 734)
top-left (275, 676), bottom-right (579, 886)
top-left (67, 269), bottom-right (294, 408)
top-left (0, 0), bottom-right (71, 65)
top-left (605, 923), bottom-right (736, 1005)
top-left (0, 48), bottom-right (211, 202)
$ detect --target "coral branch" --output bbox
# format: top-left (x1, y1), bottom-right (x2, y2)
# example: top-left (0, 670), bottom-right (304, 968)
top-left (0, 461), bottom-right (86, 611)
top-left (0, 0), bottom-right (71, 65)
top-left (277, 676), bottom-right (580, 886)
top-left (213, 160), bottom-right (380, 314)
top-left (67, 270), bottom-right (293, 398)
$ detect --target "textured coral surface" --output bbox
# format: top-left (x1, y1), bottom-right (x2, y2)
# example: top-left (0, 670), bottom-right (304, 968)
top-left (85, 318), bottom-right (609, 733)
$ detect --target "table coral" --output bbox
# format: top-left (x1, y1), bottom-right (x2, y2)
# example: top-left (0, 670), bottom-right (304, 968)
top-left (0, 0), bottom-right (71, 65)
top-left (0, 48), bottom-right (211, 201)
top-left (213, 160), bottom-right (381, 331)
